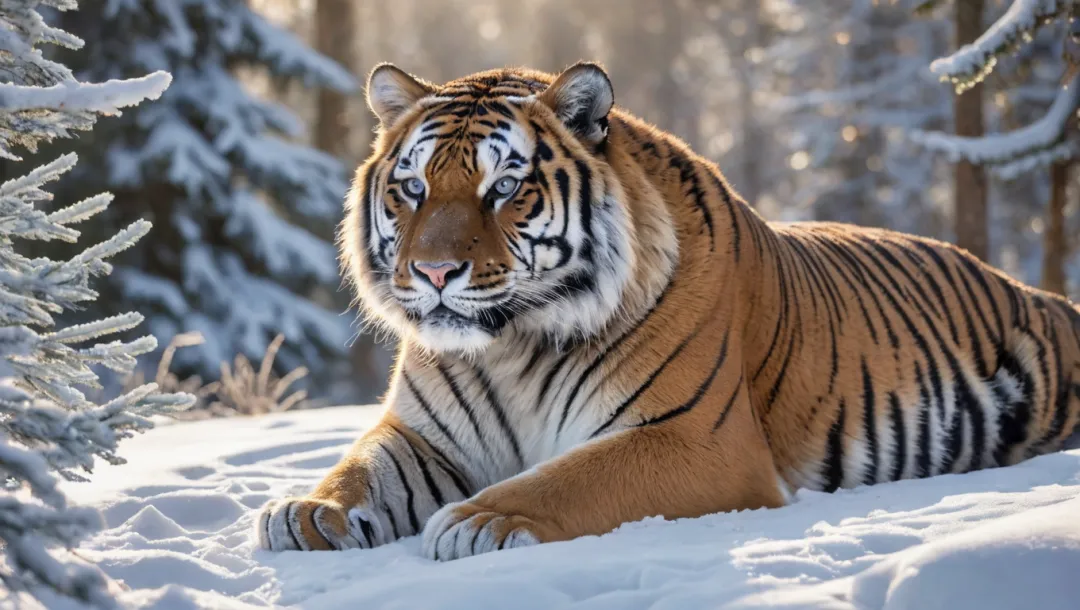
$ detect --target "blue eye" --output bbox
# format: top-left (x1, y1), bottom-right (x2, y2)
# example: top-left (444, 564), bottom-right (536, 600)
top-left (402, 178), bottom-right (425, 198)
top-left (491, 176), bottom-right (519, 198)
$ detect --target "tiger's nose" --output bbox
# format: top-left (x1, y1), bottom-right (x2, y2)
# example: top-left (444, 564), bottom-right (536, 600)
top-left (411, 260), bottom-right (467, 290)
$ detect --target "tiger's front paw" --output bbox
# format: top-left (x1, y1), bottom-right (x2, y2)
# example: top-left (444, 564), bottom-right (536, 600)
top-left (420, 499), bottom-right (542, 560)
top-left (256, 497), bottom-right (384, 551)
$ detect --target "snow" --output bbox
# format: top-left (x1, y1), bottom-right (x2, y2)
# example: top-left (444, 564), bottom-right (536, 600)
top-left (909, 73), bottom-right (1080, 174)
top-left (55, 405), bottom-right (1080, 610)
top-left (930, 0), bottom-right (1071, 81)
top-left (0, 72), bottom-right (171, 113)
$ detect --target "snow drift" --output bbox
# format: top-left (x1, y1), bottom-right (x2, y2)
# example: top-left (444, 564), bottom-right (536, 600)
top-left (50, 405), bottom-right (1080, 609)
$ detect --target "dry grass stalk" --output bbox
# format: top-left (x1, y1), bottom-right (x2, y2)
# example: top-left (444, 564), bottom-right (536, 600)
top-left (209, 334), bottom-right (310, 416)
top-left (127, 332), bottom-right (310, 420)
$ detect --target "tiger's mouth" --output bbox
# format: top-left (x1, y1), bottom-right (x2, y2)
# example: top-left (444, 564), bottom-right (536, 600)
top-left (406, 303), bottom-right (515, 354)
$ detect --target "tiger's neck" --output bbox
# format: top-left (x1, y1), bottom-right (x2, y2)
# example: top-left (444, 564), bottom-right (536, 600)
top-left (607, 111), bottom-right (798, 424)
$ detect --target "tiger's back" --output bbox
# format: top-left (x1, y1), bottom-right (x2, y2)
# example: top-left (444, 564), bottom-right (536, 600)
top-left (755, 221), bottom-right (1080, 494)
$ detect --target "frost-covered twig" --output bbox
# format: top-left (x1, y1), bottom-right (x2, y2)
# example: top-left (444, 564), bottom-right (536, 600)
top-left (930, 0), bottom-right (1076, 91)
top-left (909, 72), bottom-right (1080, 173)
top-left (0, 73), bottom-right (171, 112)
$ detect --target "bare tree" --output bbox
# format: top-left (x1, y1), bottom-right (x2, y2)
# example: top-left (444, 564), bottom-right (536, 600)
top-left (1041, 161), bottom-right (1072, 295)
top-left (952, 0), bottom-right (989, 261)
top-left (315, 0), bottom-right (359, 158)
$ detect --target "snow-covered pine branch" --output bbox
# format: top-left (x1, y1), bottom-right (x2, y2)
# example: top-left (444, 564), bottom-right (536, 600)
top-left (930, 0), bottom-right (1076, 92)
top-left (0, 72), bottom-right (172, 112)
top-left (1, 1), bottom-right (192, 607)
top-left (0, 2), bottom-right (171, 160)
top-left (909, 73), bottom-right (1080, 177)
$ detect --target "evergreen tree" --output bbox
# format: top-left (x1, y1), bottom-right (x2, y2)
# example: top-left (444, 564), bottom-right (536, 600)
top-left (57, 1), bottom-right (359, 398)
top-left (0, 1), bottom-right (193, 606)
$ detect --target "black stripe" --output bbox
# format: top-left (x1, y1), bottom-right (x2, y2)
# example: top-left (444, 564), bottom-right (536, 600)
top-left (753, 245), bottom-right (793, 381)
top-left (358, 516), bottom-right (375, 547)
top-left (820, 237), bottom-right (897, 348)
top-left (822, 399), bottom-right (846, 492)
top-left (712, 372), bottom-right (743, 431)
top-left (888, 392), bottom-right (906, 481)
top-left (957, 254), bottom-right (1006, 341)
top-left (763, 323), bottom-right (798, 416)
top-left (829, 238), bottom-right (900, 349)
top-left (992, 350), bottom-right (1033, 465)
top-left (520, 342), bottom-right (548, 378)
top-left (473, 367), bottom-right (523, 465)
top-left (914, 362), bottom-right (933, 478)
top-left (1035, 372), bottom-right (1073, 452)
top-left (957, 374), bottom-right (986, 472)
top-left (310, 508), bottom-right (334, 549)
top-left (635, 330), bottom-right (730, 428)
top-left (284, 502), bottom-right (304, 550)
top-left (561, 280), bottom-right (673, 434)
top-left (404, 440), bottom-right (445, 507)
top-left (537, 354), bottom-right (572, 407)
top-left (385, 449), bottom-right (420, 534)
top-left (861, 238), bottom-right (946, 320)
top-left (575, 160), bottom-right (594, 238)
top-left (383, 501), bottom-right (400, 540)
top-left (590, 324), bottom-right (701, 438)
top-left (437, 364), bottom-right (496, 457)
top-left (709, 172), bottom-right (737, 259)
top-left (939, 403), bottom-right (964, 474)
top-left (861, 358), bottom-right (879, 486)
top-left (554, 168), bottom-right (571, 237)
top-left (404, 373), bottom-right (468, 459)
top-left (952, 263), bottom-right (994, 377)
top-left (263, 508), bottom-right (273, 549)
top-left (899, 240), bottom-right (960, 343)
top-left (806, 233), bottom-right (880, 345)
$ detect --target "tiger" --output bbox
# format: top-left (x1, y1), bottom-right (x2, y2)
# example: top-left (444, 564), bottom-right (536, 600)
top-left (257, 62), bottom-right (1080, 560)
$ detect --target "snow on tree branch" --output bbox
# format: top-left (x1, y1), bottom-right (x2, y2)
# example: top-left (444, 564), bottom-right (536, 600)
top-left (909, 73), bottom-right (1080, 175)
top-left (930, 0), bottom-right (1076, 92)
top-left (0, 72), bottom-right (171, 112)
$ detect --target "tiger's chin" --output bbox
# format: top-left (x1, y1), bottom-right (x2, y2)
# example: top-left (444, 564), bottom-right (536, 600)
top-left (411, 310), bottom-right (499, 356)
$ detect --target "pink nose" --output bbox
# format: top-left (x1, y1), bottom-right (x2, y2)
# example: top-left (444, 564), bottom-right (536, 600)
top-left (412, 261), bottom-right (465, 289)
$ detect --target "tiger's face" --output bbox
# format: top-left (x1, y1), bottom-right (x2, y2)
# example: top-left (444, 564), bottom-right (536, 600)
top-left (342, 63), bottom-right (636, 355)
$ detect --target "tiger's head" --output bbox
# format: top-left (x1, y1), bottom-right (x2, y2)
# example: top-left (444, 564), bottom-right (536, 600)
top-left (342, 63), bottom-right (640, 355)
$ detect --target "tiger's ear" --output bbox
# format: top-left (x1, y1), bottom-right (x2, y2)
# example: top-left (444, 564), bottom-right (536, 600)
top-left (539, 62), bottom-right (614, 145)
top-left (367, 63), bottom-right (435, 128)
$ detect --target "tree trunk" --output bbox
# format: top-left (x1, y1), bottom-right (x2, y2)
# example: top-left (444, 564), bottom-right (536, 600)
top-left (1041, 161), bottom-right (1071, 296)
top-left (953, 0), bottom-right (989, 261)
top-left (314, 0), bottom-right (358, 158)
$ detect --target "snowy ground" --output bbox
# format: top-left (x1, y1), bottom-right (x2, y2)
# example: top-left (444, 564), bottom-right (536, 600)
top-left (55, 405), bottom-right (1080, 610)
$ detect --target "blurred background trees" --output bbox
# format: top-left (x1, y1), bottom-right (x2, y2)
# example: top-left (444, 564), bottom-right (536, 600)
top-left (18, 0), bottom-right (1080, 408)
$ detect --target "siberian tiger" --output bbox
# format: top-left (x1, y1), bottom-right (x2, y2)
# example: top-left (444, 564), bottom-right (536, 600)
top-left (257, 62), bottom-right (1080, 559)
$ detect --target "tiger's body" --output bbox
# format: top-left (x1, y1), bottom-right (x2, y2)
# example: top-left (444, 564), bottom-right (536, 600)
top-left (257, 63), bottom-right (1080, 560)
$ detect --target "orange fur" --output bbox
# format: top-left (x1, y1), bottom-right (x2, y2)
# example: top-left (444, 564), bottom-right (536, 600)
top-left (258, 63), bottom-right (1080, 558)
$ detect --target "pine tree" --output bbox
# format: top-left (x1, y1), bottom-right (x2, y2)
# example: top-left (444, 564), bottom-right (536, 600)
top-left (0, 1), bottom-right (193, 606)
top-left (56, 1), bottom-right (359, 399)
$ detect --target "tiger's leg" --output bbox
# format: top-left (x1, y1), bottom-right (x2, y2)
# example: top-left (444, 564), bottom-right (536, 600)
top-left (257, 414), bottom-right (472, 551)
top-left (420, 385), bottom-right (786, 560)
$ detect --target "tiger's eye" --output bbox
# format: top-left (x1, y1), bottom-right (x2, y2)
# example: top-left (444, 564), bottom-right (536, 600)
top-left (402, 178), bottom-right (425, 198)
top-left (493, 176), bottom-right (519, 197)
